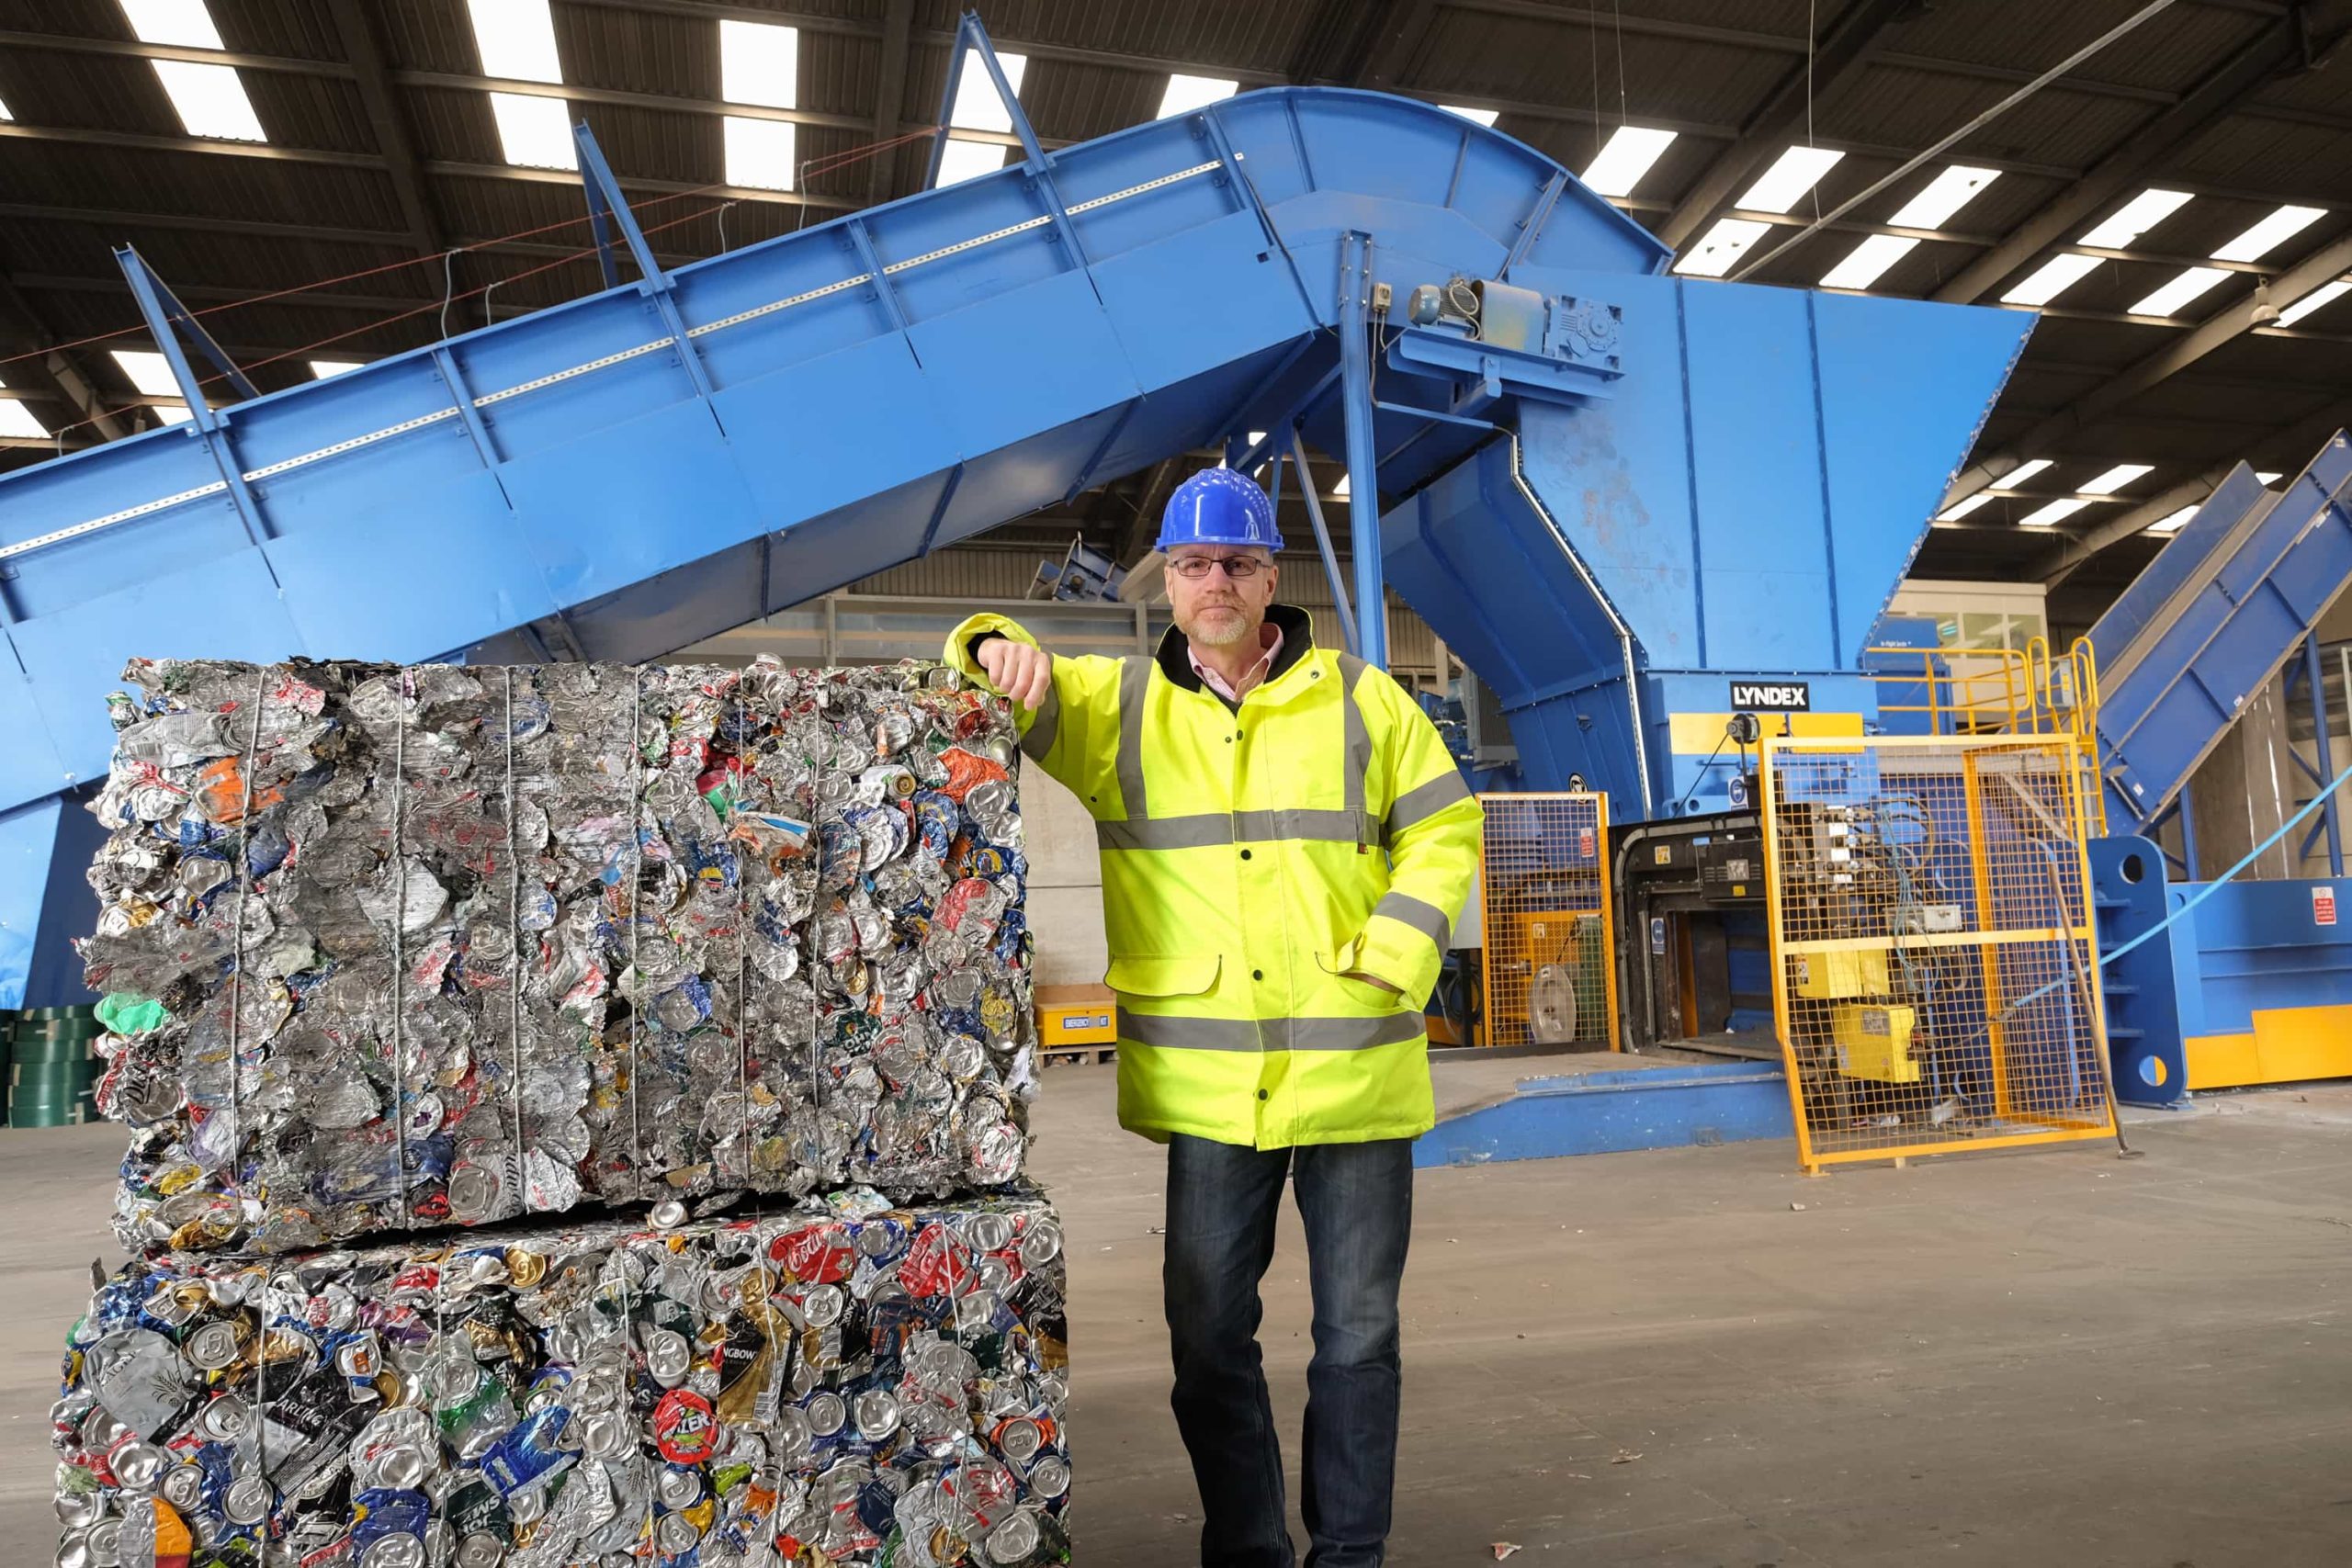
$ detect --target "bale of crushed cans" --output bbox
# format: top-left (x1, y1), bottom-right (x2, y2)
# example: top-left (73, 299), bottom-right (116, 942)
top-left (55, 1188), bottom-right (1069, 1567)
top-left (80, 656), bottom-right (1038, 1257)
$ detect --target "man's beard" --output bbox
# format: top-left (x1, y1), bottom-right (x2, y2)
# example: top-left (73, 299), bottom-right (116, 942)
top-left (1181, 602), bottom-right (1256, 648)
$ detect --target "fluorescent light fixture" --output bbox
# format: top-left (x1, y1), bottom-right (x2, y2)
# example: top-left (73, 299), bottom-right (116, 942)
top-left (1437, 104), bottom-right (1499, 127)
top-left (1736, 145), bottom-right (1843, 214)
top-left (1935, 493), bottom-right (1995, 523)
top-left (1820, 234), bottom-right (1917, 291)
top-left (1331, 474), bottom-right (1350, 500)
top-left (2256, 470), bottom-right (2284, 484)
top-left (724, 116), bottom-right (797, 190)
top-left (309, 359), bottom-right (363, 378)
top-left (466, 0), bottom-right (562, 83)
top-left (1580, 125), bottom-right (1675, 198)
top-left (2130, 265), bottom-right (2230, 319)
top-left (2080, 462), bottom-right (2154, 495)
top-left (2212, 204), bottom-right (2324, 263)
top-left (489, 91), bottom-right (575, 169)
top-left (0, 399), bottom-right (46, 439)
top-left (948, 49), bottom-right (1026, 134)
top-left (1673, 218), bottom-right (1771, 277)
top-left (2279, 278), bottom-right (2352, 327)
top-left (119, 0), bottom-right (223, 48)
top-left (2019, 498), bottom-right (2092, 527)
top-left (2000, 253), bottom-right (2101, 307)
top-left (1997, 458), bottom-right (2053, 489)
top-left (2149, 503), bottom-right (2201, 534)
top-left (152, 61), bottom-right (266, 141)
top-left (935, 135), bottom-right (1008, 186)
top-left (1889, 164), bottom-right (1999, 230)
top-left (2079, 188), bottom-right (2191, 250)
top-left (1161, 75), bottom-right (1238, 118)
top-left (719, 18), bottom-right (798, 108)
top-left (151, 405), bottom-right (194, 426)
top-left (112, 350), bottom-right (180, 397)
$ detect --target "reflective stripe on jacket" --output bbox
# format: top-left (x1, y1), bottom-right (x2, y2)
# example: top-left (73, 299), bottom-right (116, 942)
top-left (945, 604), bottom-right (1482, 1147)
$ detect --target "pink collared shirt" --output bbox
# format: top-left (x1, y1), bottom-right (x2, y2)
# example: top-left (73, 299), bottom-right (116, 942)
top-left (1187, 621), bottom-right (1283, 703)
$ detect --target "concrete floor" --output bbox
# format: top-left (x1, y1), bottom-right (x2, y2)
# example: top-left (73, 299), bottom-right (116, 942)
top-left (7, 1066), bottom-right (2352, 1564)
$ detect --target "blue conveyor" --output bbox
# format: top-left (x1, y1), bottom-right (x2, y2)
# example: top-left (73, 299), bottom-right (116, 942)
top-left (2088, 434), bottom-right (2352, 836)
top-left (0, 28), bottom-right (2030, 1003)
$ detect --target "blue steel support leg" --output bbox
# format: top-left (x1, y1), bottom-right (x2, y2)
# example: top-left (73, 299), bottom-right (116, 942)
top-left (925, 14), bottom-right (1042, 188)
top-left (2177, 790), bottom-right (2201, 881)
top-left (114, 246), bottom-right (276, 559)
top-left (1287, 424), bottom-right (1358, 656)
top-left (2306, 633), bottom-right (2345, 875)
top-left (571, 125), bottom-right (720, 407)
top-left (114, 247), bottom-right (258, 403)
top-left (1338, 232), bottom-right (1388, 670)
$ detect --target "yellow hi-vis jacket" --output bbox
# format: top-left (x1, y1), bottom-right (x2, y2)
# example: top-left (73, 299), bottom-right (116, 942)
top-left (946, 604), bottom-right (1482, 1147)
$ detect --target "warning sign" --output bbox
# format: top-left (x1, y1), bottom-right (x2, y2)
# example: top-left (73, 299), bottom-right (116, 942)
top-left (1578, 828), bottom-right (1595, 859)
top-left (2316, 886), bottom-right (2338, 928)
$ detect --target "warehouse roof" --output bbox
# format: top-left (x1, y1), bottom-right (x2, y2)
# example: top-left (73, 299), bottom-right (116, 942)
top-left (4, 0), bottom-right (2350, 620)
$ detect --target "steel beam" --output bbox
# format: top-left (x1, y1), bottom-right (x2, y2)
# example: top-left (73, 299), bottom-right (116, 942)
top-left (1929, 16), bottom-right (2311, 305)
top-left (868, 0), bottom-right (914, 208)
top-left (1950, 224), bottom-right (2352, 506)
top-left (1655, 0), bottom-right (1918, 252)
top-left (325, 0), bottom-right (443, 257)
top-left (1338, 232), bottom-right (1387, 669)
top-left (0, 272), bottom-right (129, 445)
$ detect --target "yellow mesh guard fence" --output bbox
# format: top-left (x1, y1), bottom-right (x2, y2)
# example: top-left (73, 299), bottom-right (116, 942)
top-left (1477, 792), bottom-right (1618, 1049)
top-left (1761, 736), bottom-right (2117, 1171)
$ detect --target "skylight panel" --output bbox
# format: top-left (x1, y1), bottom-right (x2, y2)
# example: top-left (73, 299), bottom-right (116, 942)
top-left (948, 50), bottom-right (1027, 134)
top-left (0, 93), bottom-right (12, 121)
top-left (1580, 126), bottom-right (1675, 198)
top-left (1672, 218), bottom-right (1770, 277)
top-left (2256, 470), bottom-right (2284, 484)
top-left (2000, 254), bottom-right (2101, 307)
top-left (1331, 474), bottom-right (1350, 500)
top-left (1998, 458), bottom-right (2054, 489)
top-left (152, 61), bottom-right (266, 141)
top-left (935, 136), bottom-right (1009, 186)
top-left (1935, 493), bottom-right (1995, 523)
top-left (719, 18), bottom-right (798, 108)
top-left (309, 359), bottom-right (363, 378)
top-left (466, 0), bottom-right (562, 83)
top-left (2080, 463), bottom-right (2154, 495)
top-left (152, 404), bottom-right (194, 425)
top-left (724, 116), bottom-right (797, 190)
top-left (1436, 104), bottom-right (1498, 127)
top-left (2149, 504), bottom-right (2200, 534)
top-left (1736, 146), bottom-right (1842, 214)
top-left (2130, 266), bottom-right (2230, 319)
top-left (2078, 188), bottom-right (2190, 250)
top-left (489, 91), bottom-right (575, 169)
top-left (2019, 498), bottom-right (2091, 527)
top-left (1888, 165), bottom-right (1999, 230)
top-left (1161, 75), bottom-right (1238, 118)
top-left (2278, 278), bottom-right (2352, 327)
top-left (1820, 234), bottom-right (1917, 291)
top-left (119, 0), bottom-right (223, 48)
top-left (0, 398), bottom-right (46, 440)
top-left (112, 350), bottom-right (179, 398)
top-left (2211, 204), bottom-right (2324, 264)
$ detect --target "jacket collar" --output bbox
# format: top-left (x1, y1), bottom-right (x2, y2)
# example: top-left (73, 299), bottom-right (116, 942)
top-left (1155, 604), bottom-right (1317, 702)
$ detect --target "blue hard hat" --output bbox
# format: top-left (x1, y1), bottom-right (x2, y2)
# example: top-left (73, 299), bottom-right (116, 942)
top-left (1156, 466), bottom-right (1283, 554)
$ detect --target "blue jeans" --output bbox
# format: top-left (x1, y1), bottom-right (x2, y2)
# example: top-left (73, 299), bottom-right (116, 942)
top-left (1163, 1134), bottom-right (1415, 1568)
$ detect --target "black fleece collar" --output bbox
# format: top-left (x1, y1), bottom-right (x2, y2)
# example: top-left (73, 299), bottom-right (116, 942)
top-left (1154, 603), bottom-right (1316, 703)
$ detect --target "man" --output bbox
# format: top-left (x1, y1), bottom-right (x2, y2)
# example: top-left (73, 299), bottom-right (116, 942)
top-left (945, 465), bottom-right (1481, 1567)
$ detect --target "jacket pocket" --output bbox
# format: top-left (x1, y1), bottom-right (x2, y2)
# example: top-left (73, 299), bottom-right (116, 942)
top-left (1314, 941), bottom-right (1403, 1010)
top-left (1104, 953), bottom-right (1222, 998)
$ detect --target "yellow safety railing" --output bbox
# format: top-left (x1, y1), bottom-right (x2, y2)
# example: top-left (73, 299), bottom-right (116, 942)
top-left (1760, 733), bottom-right (2118, 1173)
top-left (1476, 792), bottom-right (1620, 1050)
top-left (1864, 637), bottom-right (2108, 836)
